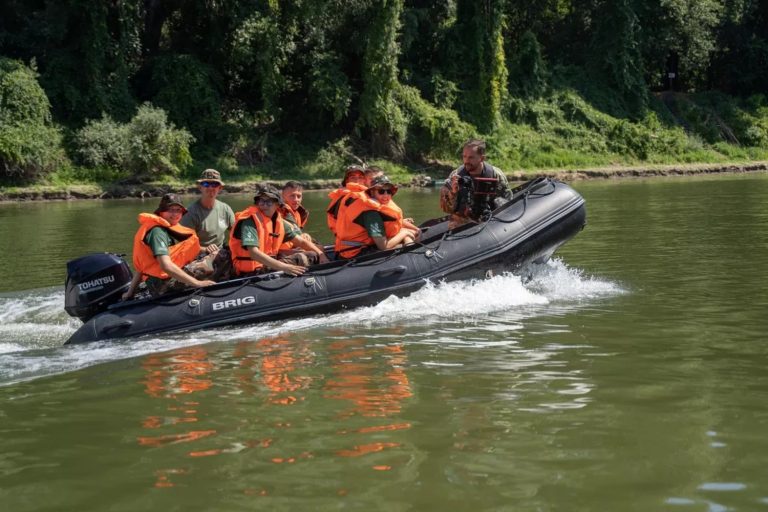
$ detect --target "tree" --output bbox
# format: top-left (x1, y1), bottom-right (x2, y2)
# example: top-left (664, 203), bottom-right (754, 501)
top-left (590, 0), bottom-right (647, 116)
top-left (358, 0), bottom-right (406, 157)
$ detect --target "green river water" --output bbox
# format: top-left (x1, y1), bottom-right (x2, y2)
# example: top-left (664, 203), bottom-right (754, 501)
top-left (0, 174), bottom-right (766, 511)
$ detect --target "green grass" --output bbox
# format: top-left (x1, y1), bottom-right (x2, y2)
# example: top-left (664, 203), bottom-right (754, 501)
top-left (23, 86), bottom-right (768, 194)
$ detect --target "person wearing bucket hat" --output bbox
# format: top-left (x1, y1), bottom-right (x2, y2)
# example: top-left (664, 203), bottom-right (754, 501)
top-left (333, 174), bottom-right (418, 259)
top-left (326, 164), bottom-right (368, 235)
top-left (122, 193), bottom-right (216, 300)
top-left (179, 168), bottom-right (236, 281)
top-left (366, 176), bottom-right (421, 238)
top-left (181, 168), bottom-right (235, 253)
top-left (229, 185), bottom-right (327, 277)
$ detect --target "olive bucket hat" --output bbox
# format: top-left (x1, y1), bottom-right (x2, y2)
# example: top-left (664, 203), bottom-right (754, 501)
top-left (155, 193), bottom-right (188, 215)
top-left (368, 175), bottom-right (398, 194)
top-left (197, 168), bottom-right (224, 186)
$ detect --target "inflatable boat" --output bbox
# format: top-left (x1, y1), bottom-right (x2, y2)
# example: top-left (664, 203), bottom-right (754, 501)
top-left (64, 178), bottom-right (586, 344)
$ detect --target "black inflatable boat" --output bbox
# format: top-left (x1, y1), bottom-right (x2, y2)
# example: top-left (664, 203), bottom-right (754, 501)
top-left (64, 178), bottom-right (586, 344)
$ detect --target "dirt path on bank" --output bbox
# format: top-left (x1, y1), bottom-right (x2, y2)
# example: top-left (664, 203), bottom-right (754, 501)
top-left (1, 161), bottom-right (767, 202)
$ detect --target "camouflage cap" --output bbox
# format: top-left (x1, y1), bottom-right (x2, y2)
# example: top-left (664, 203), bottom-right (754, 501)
top-left (342, 164), bottom-right (366, 186)
top-left (155, 193), bottom-right (188, 215)
top-left (253, 184), bottom-right (282, 204)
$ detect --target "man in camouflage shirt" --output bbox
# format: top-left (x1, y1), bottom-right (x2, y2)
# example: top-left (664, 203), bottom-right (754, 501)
top-left (440, 139), bottom-right (511, 227)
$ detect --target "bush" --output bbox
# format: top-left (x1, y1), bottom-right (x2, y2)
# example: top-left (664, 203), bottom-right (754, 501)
top-left (75, 115), bottom-right (129, 169)
top-left (0, 58), bottom-right (66, 182)
top-left (74, 103), bottom-right (194, 178)
top-left (125, 104), bottom-right (194, 176)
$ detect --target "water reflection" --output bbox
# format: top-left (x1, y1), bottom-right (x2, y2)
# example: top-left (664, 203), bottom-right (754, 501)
top-left (233, 338), bottom-right (314, 405)
top-left (138, 346), bottom-right (217, 488)
top-left (324, 336), bottom-right (412, 418)
top-left (322, 335), bottom-right (413, 472)
top-left (134, 334), bottom-right (416, 487)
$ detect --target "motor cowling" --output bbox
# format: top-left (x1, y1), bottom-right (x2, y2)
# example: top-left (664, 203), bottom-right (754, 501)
top-left (64, 253), bottom-right (133, 322)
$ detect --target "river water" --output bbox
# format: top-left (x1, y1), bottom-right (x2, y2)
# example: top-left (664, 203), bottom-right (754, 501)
top-left (0, 174), bottom-right (766, 511)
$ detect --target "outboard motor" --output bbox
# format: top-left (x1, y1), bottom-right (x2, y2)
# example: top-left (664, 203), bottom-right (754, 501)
top-left (64, 253), bottom-right (133, 322)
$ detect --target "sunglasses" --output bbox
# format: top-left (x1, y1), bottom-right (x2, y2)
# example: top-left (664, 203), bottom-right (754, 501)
top-left (200, 181), bottom-right (221, 188)
top-left (166, 207), bottom-right (185, 214)
top-left (374, 188), bottom-right (395, 195)
top-left (257, 198), bottom-right (276, 206)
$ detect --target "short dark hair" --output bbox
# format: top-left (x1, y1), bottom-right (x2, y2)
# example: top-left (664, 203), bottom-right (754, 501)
top-left (364, 165), bottom-right (384, 177)
top-left (463, 138), bottom-right (486, 156)
top-left (282, 181), bottom-right (303, 192)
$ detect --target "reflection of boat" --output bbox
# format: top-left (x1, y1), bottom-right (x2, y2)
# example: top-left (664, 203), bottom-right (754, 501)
top-left (64, 178), bottom-right (586, 344)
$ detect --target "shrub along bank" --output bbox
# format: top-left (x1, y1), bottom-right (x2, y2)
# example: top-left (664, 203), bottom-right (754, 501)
top-left (2, 58), bottom-right (768, 201)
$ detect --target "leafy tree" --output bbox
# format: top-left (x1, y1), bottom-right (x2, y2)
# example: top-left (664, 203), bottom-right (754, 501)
top-left (358, 0), bottom-right (406, 157)
top-left (510, 30), bottom-right (548, 99)
top-left (149, 54), bottom-right (222, 143)
top-left (590, 0), bottom-right (647, 116)
top-left (451, 0), bottom-right (509, 129)
top-left (0, 58), bottom-right (65, 182)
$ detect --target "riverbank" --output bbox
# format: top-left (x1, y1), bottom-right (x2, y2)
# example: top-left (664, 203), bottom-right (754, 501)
top-left (1, 161), bottom-right (767, 202)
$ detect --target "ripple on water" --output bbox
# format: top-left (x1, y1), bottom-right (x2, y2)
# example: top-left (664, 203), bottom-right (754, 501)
top-left (0, 259), bottom-right (624, 386)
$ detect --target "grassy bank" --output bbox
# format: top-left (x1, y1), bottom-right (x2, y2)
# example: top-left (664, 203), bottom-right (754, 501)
top-left (4, 84), bottom-right (768, 202)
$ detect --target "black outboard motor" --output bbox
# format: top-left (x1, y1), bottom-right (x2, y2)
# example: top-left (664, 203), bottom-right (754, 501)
top-left (64, 253), bottom-right (133, 322)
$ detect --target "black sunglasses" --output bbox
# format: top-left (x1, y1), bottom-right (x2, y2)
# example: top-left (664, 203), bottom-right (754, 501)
top-left (374, 188), bottom-right (394, 195)
top-left (201, 181), bottom-right (221, 188)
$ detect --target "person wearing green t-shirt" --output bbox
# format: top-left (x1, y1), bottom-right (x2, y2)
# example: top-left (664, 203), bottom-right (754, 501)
top-left (122, 194), bottom-right (216, 300)
top-left (232, 186), bottom-right (327, 275)
top-left (181, 168), bottom-right (236, 280)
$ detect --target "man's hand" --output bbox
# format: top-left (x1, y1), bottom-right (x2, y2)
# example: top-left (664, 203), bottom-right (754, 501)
top-left (279, 262), bottom-right (307, 276)
top-left (203, 244), bottom-right (219, 255)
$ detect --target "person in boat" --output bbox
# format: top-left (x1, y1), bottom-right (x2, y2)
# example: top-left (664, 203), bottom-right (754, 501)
top-left (440, 139), bottom-right (512, 227)
top-left (180, 168), bottom-right (236, 280)
top-left (326, 164), bottom-right (368, 236)
top-left (364, 165), bottom-right (384, 187)
top-left (334, 175), bottom-right (419, 260)
top-left (122, 194), bottom-right (217, 300)
top-left (279, 181), bottom-right (329, 263)
top-left (230, 185), bottom-right (326, 276)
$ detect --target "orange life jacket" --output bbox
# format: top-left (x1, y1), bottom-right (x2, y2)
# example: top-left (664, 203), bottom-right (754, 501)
top-left (132, 213), bottom-right (201, 281)
top-left (333, 194), bottom-right (384, 259)
top-left (230, 207), bottom-right (286, 275)
top-left (281, 203), bottom-right (308, 229)
top-left (326, 183), bottom-right (367, 235)
top-left (380, 200), bottom-right (404, 239)
top-left (278, 203), bottom-right (309, 251)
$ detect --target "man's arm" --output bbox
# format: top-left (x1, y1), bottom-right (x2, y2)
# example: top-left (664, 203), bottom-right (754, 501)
top-left (371, 228), bottom-right (415, 250)
top-left (121, 271), bottom-right (143, 300)
top-left (157, 255), bottom-right (216, 288)
top-left (290, 235), bottom-right (330, 263)
top-left (246, 247), bottom-right (307, 276)
top-left (494, 166), bottom-right (511, 199)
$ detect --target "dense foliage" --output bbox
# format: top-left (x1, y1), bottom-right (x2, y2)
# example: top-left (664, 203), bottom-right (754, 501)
top-left (0, 0), bottom-right (767, 185)
top-left (0, 58), bottom-right (64, 181)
